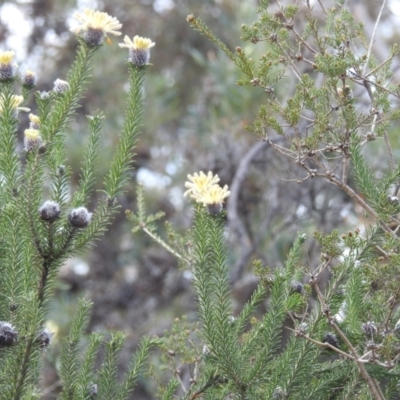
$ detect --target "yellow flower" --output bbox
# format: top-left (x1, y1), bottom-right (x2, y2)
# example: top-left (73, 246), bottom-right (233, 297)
top-left (119, 35), bottom-right (155, 66)
top-left (0, 51), bottom-right (17, 80)
top-left (119, 35), bottom-right (155, 50)
top-left (29, 113), bottom-right (41, 130)
top-left (0, 50), bottom-right (15, 65)
top-left (24, 129), bottom-right (40, 140)
top-left (70, 8), bottom-right (122, 45)
top-left (0, 95), bottom-right (30, 114)
top-left (24, 129), bottom-right (43, 152)
top-left (29, 113), bottom-right (40, 125)
top-left (191, 184), bottom-right (231, 206)
top-left (184, 171), bottom-right (220, 198)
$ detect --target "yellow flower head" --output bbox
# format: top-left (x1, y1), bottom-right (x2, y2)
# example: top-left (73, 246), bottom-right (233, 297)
top-left (184, 171), bottom-right (220, 198)
top-left (29, 113), bottom-right (40, 125)
top-left (29, 113), bottom-right (41, 129)
top-left (119, 35), bottom-right (155, 50)
top-left (191, 184), bottom-right (231, 206)
top-left (0, 95), bottom-right (30, 114)
top-left (70, 8), bottom-right (122, 45)
top-left (0, 50), bottom-right (15, 65)
top-left (24, 129), bottom-right (40, 140)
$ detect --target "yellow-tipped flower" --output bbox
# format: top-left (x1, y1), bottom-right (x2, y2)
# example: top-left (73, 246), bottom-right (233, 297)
top-left (119, 35), bottom-right (155, 66)
top-left (22, 70), bottom-right (36, 88)
top-left (29, 113), bottom-right (41, 129)
top-left (0, 50), bottom-right (17, 80)
top-left (0, 95), bottom-right (30, 115)
top-left (0, 50), bottom-right (15, 65)
top-left (184, 171), bottom-right (220, 198)
top-left (184, 171), bottom-right (230, 215)
top-left (119, 35), bottom-right (155, 50)
top-left (24, 129), bottom-right (43, 152)
top-left (70, 8), bottom-right (122, 46)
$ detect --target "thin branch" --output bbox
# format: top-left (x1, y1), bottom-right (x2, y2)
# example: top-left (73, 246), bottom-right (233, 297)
top-left (311, 279), bottom-right (385, 400)
top-left (362, 0), bottom-right (387, 76)
top-left (141, 225), bottom-right (190, 265)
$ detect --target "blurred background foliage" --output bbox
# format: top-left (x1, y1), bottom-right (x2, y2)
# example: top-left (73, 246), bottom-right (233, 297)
top-left (1, 0), bottom-right (400, 398)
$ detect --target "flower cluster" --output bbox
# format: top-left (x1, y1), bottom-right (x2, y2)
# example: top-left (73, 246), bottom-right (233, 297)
top-left (22, 70), bottom-right (36, 88)
top-left (70, 9), bottom-right (154, 66)
top-left (184, 171), bottom-right (230, 215)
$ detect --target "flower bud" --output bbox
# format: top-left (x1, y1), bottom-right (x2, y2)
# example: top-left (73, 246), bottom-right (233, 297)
top-left (29, 113), bottom-right (41, 130)
top-left (361, 321), bottom-right (377, 337)
top-left (53, 79), bottom-right (70, 94)
top-left (24, 129), bottom-right (43, 152)
top-left (0, 51), bottom-right (17, 80)
top-left (322, 332), bottom-right (339, 348)
top-left (39, 200), bottom-right (61, 222)
top-left (22, 70), bottom-right (37, 88)
top-left (0, 321), bottom-right (18, 346)
top-left (272, 386), bottom-right (286, 399)
top-left (87, 383), bottom-right (98, 397)
top-left (36, 328), bottom-right (52, 349)
top-left (290, 281), bottom-right (304, 294)
top-left (68, 206), bottom-right (92, 228)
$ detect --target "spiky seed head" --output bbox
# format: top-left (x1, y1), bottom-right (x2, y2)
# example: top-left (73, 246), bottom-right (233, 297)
top-left (0, 321), bottom-right (18, 346)
top-left (53, 79), bottom-right (70, 94)
top-left (272, 386), bottom-right (286, 399)
top-left (202, 344), bottom-right (211, 356)
top-left (22, 70), bottom-right (36, 88)
top-left (68, 206), bottom-right (92, 228)
top-left (322, 332), bottom-right (339, 348)
top-left (36, 328), bottom-right (52, 349)
top-left (40, 91), bottom-right (50, 99)
top-left (388, 195), bottom-right (399, 204)
top-left (361, 321), bottom-right (377, 337)
top-left (290, 281), bottom-right (304, 294)
top-left (39, 200), bottom-right (61, 222)
top-left (88, 382), bottom-right (98, 397)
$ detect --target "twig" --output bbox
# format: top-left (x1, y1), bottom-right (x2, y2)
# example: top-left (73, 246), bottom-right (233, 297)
top-left (141, 225), bottom-right (190, 265)
top-left (317, 0), bottom-right (327, 14)
top-left (362, 0), bottom-right (387, 77)
top-left (311, 279), bottom-right (385, 400)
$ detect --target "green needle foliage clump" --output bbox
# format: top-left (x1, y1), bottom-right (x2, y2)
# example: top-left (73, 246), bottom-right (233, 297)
top-left (0, 8), bottom-right (156, 400)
